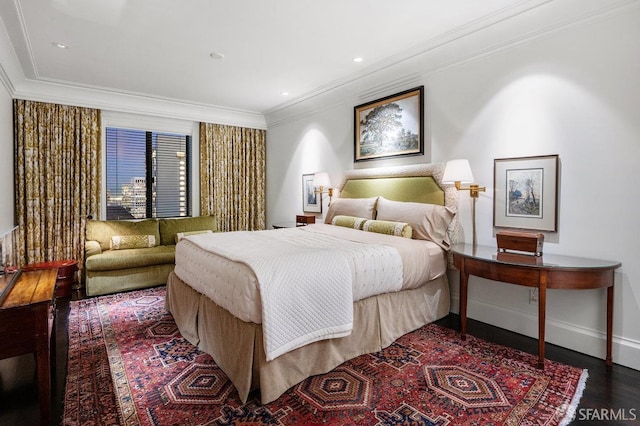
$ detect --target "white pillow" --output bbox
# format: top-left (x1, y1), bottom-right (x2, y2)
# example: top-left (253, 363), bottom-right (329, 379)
top-left (375, 197), bottom-right (455, 248)
top-left (324, 197), bottom-right (378, 224)
top-left (175, 229), bottom-right (214, 243)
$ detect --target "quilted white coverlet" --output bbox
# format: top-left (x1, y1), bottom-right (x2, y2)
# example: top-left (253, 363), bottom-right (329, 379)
top-left (176, 228), bottom-right (403, 361)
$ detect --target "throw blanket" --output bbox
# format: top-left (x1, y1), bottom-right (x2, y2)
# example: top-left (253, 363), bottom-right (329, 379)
top-left (183, 229), bottom-right (403, 361)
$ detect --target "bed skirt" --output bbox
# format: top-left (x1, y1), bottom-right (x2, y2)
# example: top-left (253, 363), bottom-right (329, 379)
top-left (165, 271), bottom-right (450, 404)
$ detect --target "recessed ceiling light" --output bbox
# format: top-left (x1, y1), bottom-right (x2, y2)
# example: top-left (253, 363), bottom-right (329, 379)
top-left (353, 57), bottom-right (363, 63)
top-left (52, 42), bottom-right (69, 49)
top-left (209, 52), bottom-right (225, 60)
top-left (280, 91), bottom-right (289, 96)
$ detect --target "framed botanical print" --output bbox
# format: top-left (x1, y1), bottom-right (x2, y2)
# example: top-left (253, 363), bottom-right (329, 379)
top-left (494, 155), bottom-right (559, 231)
top-left (302, 173), bottom-right (321, 213)
top-left (354, 86), bottom-right (424, 162)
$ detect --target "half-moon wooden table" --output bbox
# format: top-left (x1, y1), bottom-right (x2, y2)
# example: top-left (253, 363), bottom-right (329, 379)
top-left (451, 243), bottom-right (621, 368)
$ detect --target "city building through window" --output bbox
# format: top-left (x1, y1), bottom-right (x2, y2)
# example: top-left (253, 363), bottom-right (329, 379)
top-left (106, 127), bottom-right (191, 220)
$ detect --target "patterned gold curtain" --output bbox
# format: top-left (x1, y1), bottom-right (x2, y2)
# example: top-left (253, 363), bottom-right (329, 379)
top-left (14, 99), bottom-right (101, 268)
top-left (200, 122), bottom-right (266, 231)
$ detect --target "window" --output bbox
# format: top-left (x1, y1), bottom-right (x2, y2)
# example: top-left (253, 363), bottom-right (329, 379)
top-left (106, 127), bottom-right (191, 220)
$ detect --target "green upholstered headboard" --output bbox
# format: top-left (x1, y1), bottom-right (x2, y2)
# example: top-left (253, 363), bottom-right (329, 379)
top-left (341, 176), bottom-right (445, 205)
top-left (337, 163), bottom-right (459, 244)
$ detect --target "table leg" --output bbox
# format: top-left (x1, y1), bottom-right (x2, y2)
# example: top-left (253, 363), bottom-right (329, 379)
top-left (606, 282), bottom-right (614, 366)
top-left (36, 347), bottom-right (51, 425)
top-left (538, 271), bottom-right (547, 369)
top-left (459, 262), bottom-right (468, 341)
top-left (34, 304), bottom-right (51, 426)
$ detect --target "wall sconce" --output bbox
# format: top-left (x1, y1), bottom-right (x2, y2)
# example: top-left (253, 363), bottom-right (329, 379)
top-left (312, 172), bottom-right (333, 203)
top-left (442, 159), bottom-right (486, 246)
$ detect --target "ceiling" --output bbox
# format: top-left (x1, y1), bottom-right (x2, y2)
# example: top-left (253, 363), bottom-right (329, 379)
top-left (1, 0), bottom-right (545, 115)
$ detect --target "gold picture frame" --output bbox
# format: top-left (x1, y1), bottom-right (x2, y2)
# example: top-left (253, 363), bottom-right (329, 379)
top-left (354, 86), bottom-right (424, 162)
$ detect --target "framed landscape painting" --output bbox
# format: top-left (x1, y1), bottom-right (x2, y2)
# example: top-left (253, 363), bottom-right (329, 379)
top-left (302, 173), bottom-right (322, 213)
top-left (354, 86), bottom-right (424, 162)
top-left (494, 155), bottom-right (559, 231)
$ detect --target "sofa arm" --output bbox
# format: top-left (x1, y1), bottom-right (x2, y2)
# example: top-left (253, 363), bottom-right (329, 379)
top-left (85, 240), bottom-right (102, 257)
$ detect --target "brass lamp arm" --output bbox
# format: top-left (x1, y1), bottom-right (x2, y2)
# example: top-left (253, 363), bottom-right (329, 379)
top-left (454, 182), bottom-right (486, 198)
top-left (314, 186), bottom-right (334, 203)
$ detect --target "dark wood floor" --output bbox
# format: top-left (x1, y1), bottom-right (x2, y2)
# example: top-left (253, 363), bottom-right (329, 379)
top-left (1, 293), bottom-right (639, 425)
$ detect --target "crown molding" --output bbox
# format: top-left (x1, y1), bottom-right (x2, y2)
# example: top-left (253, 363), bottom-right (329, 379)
top-left (265, 74), bottom-right (423, 129)
top-left (265, 0), bottom-right (639, 129)
top-left (0, 8), bottom-right (266, 129)
top-left (3, 0), bottom-right (637, 131)
top-left (13, 78), bottom-right (267, 129)
top-left (0, 64), bottom-right (14, 95)
top-left (264, 0), bottom-right (552, 124)
top-left (428, 0), bottom-right (640, 76)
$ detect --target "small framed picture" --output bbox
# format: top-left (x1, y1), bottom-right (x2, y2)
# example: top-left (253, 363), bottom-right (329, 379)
top-left (494, 155), bottom-right (559, 231)
top-left (302, 173), bottom-right (321, 213)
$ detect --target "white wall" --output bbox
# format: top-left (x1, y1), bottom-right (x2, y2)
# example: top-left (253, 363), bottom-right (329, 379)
top-left (266, 7), bottom-right (640, 369)
top-left (0, 78), bottom-right (13, 232)
top-left (432, 9), bottom-right (640, 369)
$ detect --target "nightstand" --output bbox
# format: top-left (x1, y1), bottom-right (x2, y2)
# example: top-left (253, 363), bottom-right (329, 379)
top-left (295, 215), bottom-right (316, 226)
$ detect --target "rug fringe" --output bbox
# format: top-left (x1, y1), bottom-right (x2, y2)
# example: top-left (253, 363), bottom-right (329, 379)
top-left (560, 368), bottom-right (589, 426)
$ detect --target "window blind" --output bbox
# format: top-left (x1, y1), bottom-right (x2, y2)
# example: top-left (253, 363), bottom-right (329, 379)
top-left (106, 127), bottom-right (191, 219)
top-left (154, 134), bottom-right (190, 217)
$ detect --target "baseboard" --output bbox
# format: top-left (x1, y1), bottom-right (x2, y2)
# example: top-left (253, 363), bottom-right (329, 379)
top-left (449, 293), bottom-right (640, 371)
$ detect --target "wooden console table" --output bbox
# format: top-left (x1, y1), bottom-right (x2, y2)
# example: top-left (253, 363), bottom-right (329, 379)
top-left (0, 268), bottom-right (57, 426)
top-left (451, 243), bottom-right (621, 368)
top-left (23, 259), bottom-right (78, 298)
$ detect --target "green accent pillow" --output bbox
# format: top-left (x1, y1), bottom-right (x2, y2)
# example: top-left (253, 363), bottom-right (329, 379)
top-left (362, 219), bottom-right (413, 239)
top-left (175, 229), bottom-right (213, 243)
top-left (331, 215), bottom-right (367, 230)
top-left (110, 234), bottom-right (157, 250)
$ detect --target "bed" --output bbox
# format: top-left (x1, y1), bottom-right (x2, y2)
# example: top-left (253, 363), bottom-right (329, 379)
top-left (165, 163), bottom-right (459, 404)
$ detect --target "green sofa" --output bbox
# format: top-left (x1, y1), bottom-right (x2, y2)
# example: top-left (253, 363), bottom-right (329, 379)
top-left (84, 215), bottom-right (217, 296)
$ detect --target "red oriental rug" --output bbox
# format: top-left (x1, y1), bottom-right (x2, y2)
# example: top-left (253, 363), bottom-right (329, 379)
top-left (63, 287), bottom-right (587, 425)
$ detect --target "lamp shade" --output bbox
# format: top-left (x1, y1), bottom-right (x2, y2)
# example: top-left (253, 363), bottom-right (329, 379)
top-left (312, 172), bottom-right (331, 187)
top-left (442, 159), bottom-right (474, 184)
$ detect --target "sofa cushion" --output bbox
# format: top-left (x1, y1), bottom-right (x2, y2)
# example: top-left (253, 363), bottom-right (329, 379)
top-left (85, 245), bottom-right (176, 272)
top-left (85, 240), bottom-right (102, 257)
top-left (159, 216), bottom-right (217, 246)
top-left (86, 219), bottom-right (160, 251)
top-left (85, 264), bottom-right (176, 297)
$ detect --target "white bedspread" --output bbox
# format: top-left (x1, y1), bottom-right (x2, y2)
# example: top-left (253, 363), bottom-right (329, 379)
top-left (179, 228), bottom-right (403, 361)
